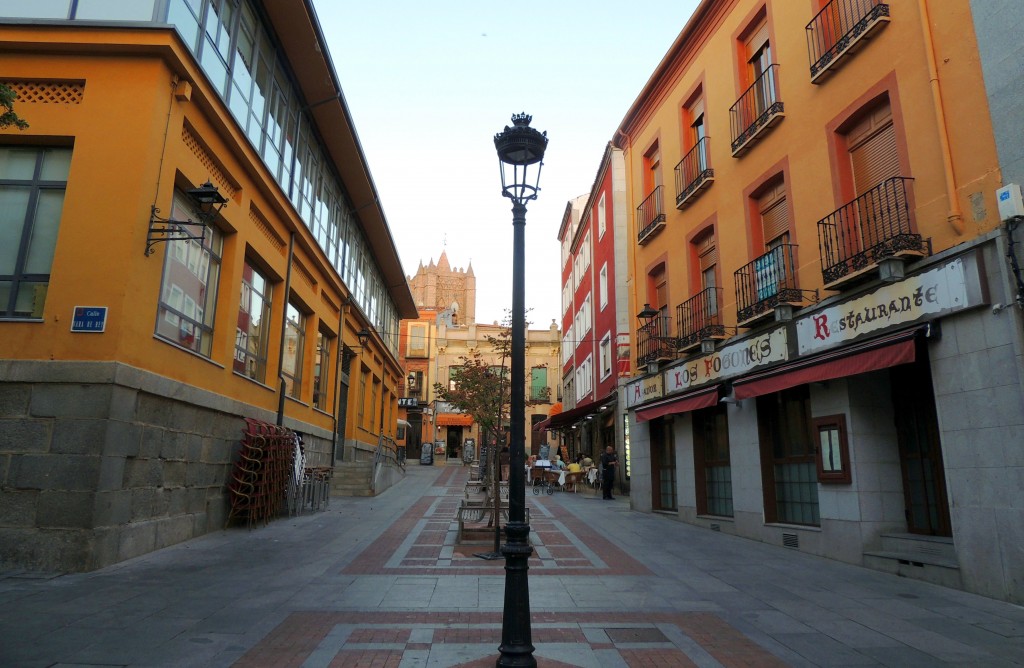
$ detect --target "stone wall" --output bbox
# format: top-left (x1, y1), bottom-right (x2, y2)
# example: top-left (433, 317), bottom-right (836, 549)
top-left (0, 361), bottom-right (335, 572)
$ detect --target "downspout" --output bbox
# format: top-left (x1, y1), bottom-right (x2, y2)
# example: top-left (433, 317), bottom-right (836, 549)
top-left (276, 232), bottom-right (296, 426)
top-left (330, 297), bottom-right (347, 462)
top-left (918, 0), bottom-right (964, 235)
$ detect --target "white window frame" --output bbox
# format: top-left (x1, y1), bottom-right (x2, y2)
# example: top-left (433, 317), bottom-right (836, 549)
top-left (599, 263), bottom-right (608, 310)
top-left (597, 193), bottom-right (607, 240)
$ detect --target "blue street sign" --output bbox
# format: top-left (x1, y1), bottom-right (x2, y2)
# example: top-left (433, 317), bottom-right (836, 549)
top-left (71, 306), bottom-right (107, 333)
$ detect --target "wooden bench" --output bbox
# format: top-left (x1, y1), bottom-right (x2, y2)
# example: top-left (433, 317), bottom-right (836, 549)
top-left (456, 500), bottom-right (530, 543)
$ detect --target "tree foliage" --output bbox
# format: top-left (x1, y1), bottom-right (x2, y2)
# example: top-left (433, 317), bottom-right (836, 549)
top-left (0, 83), bottom-right (29, 131)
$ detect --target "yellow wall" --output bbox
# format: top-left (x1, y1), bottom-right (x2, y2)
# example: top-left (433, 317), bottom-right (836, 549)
top-left (0, 25), bottom-right (400, 444)
top-left (619, 0), bottom-right (1000, 332)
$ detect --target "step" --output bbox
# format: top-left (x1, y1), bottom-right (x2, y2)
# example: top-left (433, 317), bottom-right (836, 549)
top-left (863, 551), bottom-right (963, 590)
top-left (879, 533), bottom-right (957, 562)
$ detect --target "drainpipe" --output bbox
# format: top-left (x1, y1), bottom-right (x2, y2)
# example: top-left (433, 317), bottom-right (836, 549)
top-left (330, 297), bottom-right (347, 462)
top-left (276, 232), bottom-right (296, 426)
top-left (918, 0), bottom-right (964, 235)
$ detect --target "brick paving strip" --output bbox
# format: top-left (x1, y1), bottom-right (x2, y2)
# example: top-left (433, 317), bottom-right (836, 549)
top-left (233, 610), bottom-right (785, 667)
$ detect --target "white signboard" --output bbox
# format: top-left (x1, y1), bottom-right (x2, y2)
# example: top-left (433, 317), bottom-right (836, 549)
top-left (796, 259), bottom-right (970, 355)
top-left (663, 328), bottom-right (788, 395)
top-left (624, 374), bottom-right (664, 408)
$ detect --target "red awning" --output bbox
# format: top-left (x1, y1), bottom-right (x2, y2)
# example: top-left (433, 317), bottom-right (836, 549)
top-left (533, 417), bottom-right (551, 432)
top-left (732, 328), bottom-right (921, 401)
top-left (635, 385), bottom-right (721, 423)
top-left (542, 396), bottom-right (616, 430)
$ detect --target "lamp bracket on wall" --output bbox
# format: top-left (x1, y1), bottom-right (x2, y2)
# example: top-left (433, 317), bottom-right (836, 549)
top-left (145, 182), bottom-right (228, 256)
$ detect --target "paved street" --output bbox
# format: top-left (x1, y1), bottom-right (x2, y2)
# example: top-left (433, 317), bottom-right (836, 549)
top-left (1, 464), bottom-right (1023, 667)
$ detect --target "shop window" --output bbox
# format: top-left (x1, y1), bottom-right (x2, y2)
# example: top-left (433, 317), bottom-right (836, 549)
top-left (757, 385), bottom-right (819, 526)
top-left (0, 146), bottom-right (72, 319)
top-left (156, 190), bottom-right (223, 357)
top-left (694, 404), bottom-right (732, 517)
top-left (234, 259), bottom-right (271, 382)
top-left (313, 329), bottom-right (333, 411)
top-left (814, 414), bottom-right (851, 484)
top-left (282, 302), bottom-right (305, 399)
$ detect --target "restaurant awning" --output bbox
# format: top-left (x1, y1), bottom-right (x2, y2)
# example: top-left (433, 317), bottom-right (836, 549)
top-left (732, 327), bottom-right (922, 401)
top-left (537, 396), bottom-right (616, 431)
top-left (436, 413), bottom-right (473, 427)
top-left (635, 384), bottom-right (722, 422)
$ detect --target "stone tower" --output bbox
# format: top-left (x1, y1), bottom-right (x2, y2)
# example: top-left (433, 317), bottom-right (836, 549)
top-left (406, 250), bottom-right (477, 325)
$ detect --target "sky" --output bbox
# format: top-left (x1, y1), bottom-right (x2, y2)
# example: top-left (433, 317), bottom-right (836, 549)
top-left (313, 1), bottom-right (700, 327)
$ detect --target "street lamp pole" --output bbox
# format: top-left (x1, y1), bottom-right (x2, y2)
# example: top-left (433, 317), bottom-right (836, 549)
top-left (493, 112), bottom-right (547, 668)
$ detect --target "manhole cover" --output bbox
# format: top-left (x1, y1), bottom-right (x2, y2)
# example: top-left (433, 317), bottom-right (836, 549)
top-left (604, 627), bottom-right (669, 643)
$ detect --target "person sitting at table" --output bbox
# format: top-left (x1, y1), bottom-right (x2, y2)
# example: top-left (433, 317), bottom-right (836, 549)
top-left (553, 454), bottom-right (567, 470)
top-left (567, 458), bottom-right (582, 473)
top-left (581, 453), bottom-right (594, 469)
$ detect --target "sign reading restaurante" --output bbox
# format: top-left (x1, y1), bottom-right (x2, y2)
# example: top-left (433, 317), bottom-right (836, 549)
top-left (795, 257), bottom-right (977, 355)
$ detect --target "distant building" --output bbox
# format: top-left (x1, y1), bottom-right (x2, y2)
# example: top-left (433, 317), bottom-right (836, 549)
top-left (0, 0), bottom-right (416, 571)
top-left (550, 144), bottom-right (631, 484)
top-left (399, 251), bottom-right (560, 462)
top-left (616, 0), bottom-right (1023, 603)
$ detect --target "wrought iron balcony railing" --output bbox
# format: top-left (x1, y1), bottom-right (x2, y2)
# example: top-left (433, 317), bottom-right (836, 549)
top-left (636, 185), bottom-right (667, 245)
top-left (817, 177), bottom-right (929, 287)
top-left (730, 64), bottom-right (784, 156)
top-left (674, 137), bottom-right (714, 209)
top-left (806, 0), bottom-right (890, 83)
top-left (676, 287), bottom-right (725, 351)
top-left (735, 243), bottom-right (804, 324)
top-left (636, 314), bottom-right (675, 367)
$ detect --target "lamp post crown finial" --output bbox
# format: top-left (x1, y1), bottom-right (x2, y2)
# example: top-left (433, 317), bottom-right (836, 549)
top-left (511, 112), bottom-right (532, 127)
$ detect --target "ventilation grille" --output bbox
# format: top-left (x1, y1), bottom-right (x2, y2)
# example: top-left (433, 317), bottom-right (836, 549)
top-left (293, 257), bottom-right (317, 291)
top-left (182, 125), bottom-right (237, 199)
top-left (3, 80), bottom-right (84, 104)
top-left (709, 523), bottom-right (721, 532)
top-left (249, 205), bottom-right (286, 253)
top-left (782, 532), bottom-right (800, 549)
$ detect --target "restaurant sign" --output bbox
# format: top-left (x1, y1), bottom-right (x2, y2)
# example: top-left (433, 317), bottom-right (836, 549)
top-left (796, 257), bottom-right (978, 355)
top-left (625, 374), bottom-right (664, 408)
top-left (663, 327), bottom-right (788, 395)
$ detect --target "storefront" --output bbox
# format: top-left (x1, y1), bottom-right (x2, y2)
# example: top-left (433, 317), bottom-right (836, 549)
top-left (626, 240), bottom-right (1024, 602)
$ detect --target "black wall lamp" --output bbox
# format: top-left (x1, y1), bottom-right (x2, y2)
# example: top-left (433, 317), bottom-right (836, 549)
top-left (146, 181), bottom-right (228, 256)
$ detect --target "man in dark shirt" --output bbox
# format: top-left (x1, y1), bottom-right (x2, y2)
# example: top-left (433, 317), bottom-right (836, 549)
top-left (600, 445), bottom-right (618, 500)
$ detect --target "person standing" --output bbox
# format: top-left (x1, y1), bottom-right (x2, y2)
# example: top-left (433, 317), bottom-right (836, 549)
top-left (600, 445), bottom-right (618, 500)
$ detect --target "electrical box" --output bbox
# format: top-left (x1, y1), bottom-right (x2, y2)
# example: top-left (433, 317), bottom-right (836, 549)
top-left (996, 183), bottom-right (1024, 220)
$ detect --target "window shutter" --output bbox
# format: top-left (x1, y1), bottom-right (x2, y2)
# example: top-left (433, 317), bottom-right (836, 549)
top-left (850, 122), bottom-right (899, 195)
top-left (688, 98), bottom-right (705, 123)
top-left (746, 21), bottom-right (769, 58)
top-left (761, 197), bottom-right (789, 245)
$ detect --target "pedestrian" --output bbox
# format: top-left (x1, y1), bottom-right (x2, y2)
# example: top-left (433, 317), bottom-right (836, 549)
top-left (499, 445), bottom-right (510, 481)
top-left (600, 445), bottom-right (618, 500)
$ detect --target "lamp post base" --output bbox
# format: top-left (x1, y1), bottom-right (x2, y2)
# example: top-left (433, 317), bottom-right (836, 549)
top-left (496, 521), bottom-right (535, 667)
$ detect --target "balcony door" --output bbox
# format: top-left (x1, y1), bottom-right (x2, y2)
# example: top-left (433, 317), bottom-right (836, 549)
top-left (847, 100), bottom-right (900, 252)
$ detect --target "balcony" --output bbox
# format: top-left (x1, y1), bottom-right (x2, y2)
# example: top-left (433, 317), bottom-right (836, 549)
top-left (674, 137), bottom-right (714, 209)
top-left (636, 314), bottom-right (676, 367)
top-left (676, 287), bottom-right (728, 352)
top-left (730, 64), bottom-right (784, 157)
top-left (735, 244), bottom-right (806, 326)
top-left (807, 0), bottom-right (890, 84)
top-left (817, 177), bottom-right (930, 289)
top-left (636, 185), bottom-right (667, 245)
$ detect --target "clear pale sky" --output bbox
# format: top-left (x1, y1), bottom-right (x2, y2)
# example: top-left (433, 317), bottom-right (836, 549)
top-left (313, 1), bottom-right (700, 326)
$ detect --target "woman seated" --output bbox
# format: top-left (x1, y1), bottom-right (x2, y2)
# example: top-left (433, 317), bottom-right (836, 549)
top-left (567, 459), bottom-right (582, 473)
top-left (553, 454), bottom-right (567, 470)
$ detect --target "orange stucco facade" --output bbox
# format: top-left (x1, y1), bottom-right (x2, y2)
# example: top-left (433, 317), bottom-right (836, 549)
top-left (0, 2), bottom-right (415, 571)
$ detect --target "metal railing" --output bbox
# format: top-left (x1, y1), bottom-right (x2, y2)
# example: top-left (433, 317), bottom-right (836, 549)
top-left (735, 243), bottom-right (801, 323)
top-left (676, 287), bottom-right (724, 350)
top-left (674, 137), bottom-right (714, 208)
top-left (636, 185), bottom-right (667, 244)
top-left (370, 433), bottom-right (403, 494)
top-left (806, 0), bottom-right (890, 80)
top-left (636, 314), bottom-right (675, 367)
top-left (730, 64), bottom-right (783, 154)
top-left (817, 177), bottom-right (927, 286)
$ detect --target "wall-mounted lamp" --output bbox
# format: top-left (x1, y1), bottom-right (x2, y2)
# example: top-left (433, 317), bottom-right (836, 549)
top-left (637, 303), bottom-right (659, 324)
top-left (877, 257), bottom-right (906, 283)
top-left (774, 304), bottom-right (795, 322)
top-left (700, 339), bottom-right (717, 354)
top-left (720, 395), bottom-right (741, 408)
top-left (146, 181), bottom-right (228, 256)
top-left (357, 328), bottom-right (371, 348)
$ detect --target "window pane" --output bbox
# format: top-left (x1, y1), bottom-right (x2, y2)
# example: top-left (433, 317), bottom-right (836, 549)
top-left (0, 0), bottom-right (70, 18)
top-left (38, 149), bottom-right (72, 181)
top-left (0, 187), bottom-right (31, 272)
top-left (0, 148), bottom-right (39, 180)
top-left (25, 190), bottom-right (65, 274)
top-left (14, 281), bottom-right (46, 317)
top-left (75, 0), bottom-right (156, 21)
top-left (167, 0), bottom-right (201, 51)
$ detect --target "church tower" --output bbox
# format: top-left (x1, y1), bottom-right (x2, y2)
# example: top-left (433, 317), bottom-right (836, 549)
top-left (406, 250), bottom-right (477, 325)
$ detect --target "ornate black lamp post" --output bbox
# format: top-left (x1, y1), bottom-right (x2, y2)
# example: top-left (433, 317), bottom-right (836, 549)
top-left (493, 112), bottom-right (547, 667)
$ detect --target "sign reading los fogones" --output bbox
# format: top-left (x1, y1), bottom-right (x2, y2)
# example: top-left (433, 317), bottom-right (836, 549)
top-left (795, 257), bottom-right (979, 355)
top-left (626, 328), bottom-right (787, 408)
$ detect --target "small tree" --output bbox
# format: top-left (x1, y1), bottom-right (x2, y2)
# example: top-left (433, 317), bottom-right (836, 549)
top-left (0, 83), bottom-right (29, 130)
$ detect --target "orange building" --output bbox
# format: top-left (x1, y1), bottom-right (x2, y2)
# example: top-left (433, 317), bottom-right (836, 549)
top-left (0, 1), bottom-right (416, 571)
top-left (616, 0), bottom-right (1023, 602)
